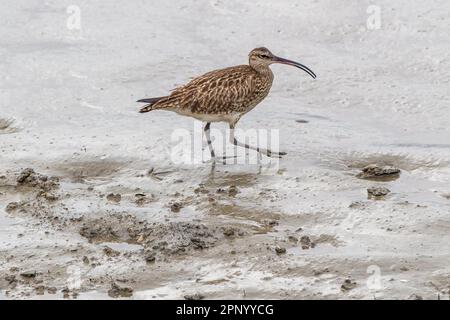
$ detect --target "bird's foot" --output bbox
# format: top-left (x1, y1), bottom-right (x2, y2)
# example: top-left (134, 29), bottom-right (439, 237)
top-left (217, 155), bottom-right (237, 165)
top-left (265, 151), bottom-right (287, 158)
top-left (219, 155), bottom-right (238, 160)
top-left (203, 155), bottom-right (237, 165)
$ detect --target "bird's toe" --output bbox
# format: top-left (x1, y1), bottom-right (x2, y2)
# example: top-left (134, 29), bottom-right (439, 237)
top-left (266, 151), bottom-right (285, 158)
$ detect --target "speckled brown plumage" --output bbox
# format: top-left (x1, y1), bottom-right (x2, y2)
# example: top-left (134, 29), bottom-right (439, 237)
top-left (137, 47), bottom-right (316, 159)
top-left (169, 65), bottom-right (272, 115)
top-left (140, 67), bottom-right (273, 125)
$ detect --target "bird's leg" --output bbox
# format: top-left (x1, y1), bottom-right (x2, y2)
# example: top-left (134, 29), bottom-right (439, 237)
top-left (204, 122), bottom-right (216, 160)
top-left (209, 158), bottom-right (216, 174)
top-left (257, 151), bottom-right (263, 174)
top-left (204, 122), bottom-right (236, 165)
top-left (228, 124), bottom-right (286, 158)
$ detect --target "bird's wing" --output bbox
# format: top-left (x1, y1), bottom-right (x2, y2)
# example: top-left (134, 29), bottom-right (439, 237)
top-left (154, 66), bottom-right (256, 114)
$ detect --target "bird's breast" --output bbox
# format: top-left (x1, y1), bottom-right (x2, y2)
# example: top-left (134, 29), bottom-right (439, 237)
top-left (247, 74), bottom-right (273, 107)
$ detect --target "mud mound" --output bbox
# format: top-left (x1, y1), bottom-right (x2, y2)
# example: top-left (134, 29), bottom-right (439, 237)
top-left (136, 222), bottom-right (218, 257)
top-left (16, 168), bottom-right (59, 192)
top-left (79, 214), bottom-right (137, 244)
top-left (356, 164), bottom-right (400, 181)
top-left (5, 169), bottom-right (61, 215)
top-left (78, 214), bottom-right (222, 261)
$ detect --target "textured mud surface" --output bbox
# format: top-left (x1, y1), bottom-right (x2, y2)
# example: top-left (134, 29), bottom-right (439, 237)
top-left (1, 157), bottom-right (449, 300)
top-left (1, 0), bottom-right (450, 300)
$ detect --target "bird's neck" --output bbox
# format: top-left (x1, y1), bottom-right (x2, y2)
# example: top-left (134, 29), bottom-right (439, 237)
top-left (251, 63), bottom-right (274, 78)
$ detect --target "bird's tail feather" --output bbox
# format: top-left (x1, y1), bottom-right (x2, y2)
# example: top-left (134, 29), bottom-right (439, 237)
top-left (139, 104), bottom-right (155, 113)
top-left (137, 96), bottom-right (167, 113)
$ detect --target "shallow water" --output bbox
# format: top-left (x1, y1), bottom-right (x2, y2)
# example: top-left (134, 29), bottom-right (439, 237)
top-left (1, 0), bottom-right (449, 299)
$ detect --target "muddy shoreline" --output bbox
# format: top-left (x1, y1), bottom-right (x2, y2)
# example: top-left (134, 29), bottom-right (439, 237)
top-left (1, 0), bottom-right (450, 300)
top-left (1, 156), bottom-right (449, 299)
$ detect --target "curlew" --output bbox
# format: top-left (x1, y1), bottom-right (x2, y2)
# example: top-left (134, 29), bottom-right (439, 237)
top-left (137, 47), bottom-right (316, 161)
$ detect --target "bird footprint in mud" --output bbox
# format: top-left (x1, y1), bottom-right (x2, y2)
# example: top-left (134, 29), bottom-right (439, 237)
top-left (146, 167), bottom-right (174, 181)
top-left (0, 118), bottom-right (18, 134)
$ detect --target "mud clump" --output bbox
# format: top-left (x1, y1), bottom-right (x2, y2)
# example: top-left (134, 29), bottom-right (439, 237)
top-left (341, 279), bottom-right (357, 292)
top-left (170, 202), bottom-right (183, 213)
top-left (17, 168), bottom-right (59, 191)
top-left (47, 287), bottom-right (57, 294)
top-left (194, 184), bottom-right (209, 194)
top-left (356, 164), bottom-right (400, 181)
top-left (228, 185), bottom-right (239, 197)
top-left (136, 222), bottom-right (219, 259)
top-left (144, 250), bottom-right (156, 263)
top-left (79, 214), bottom-right (221, 261)
top-left (222, 227), bottom-right (235, 237)
top-left (41, 192), bottom-right (59, 201)
top-left (5, 202), bottom-right (20, 213)
top-left (16, 168), bottom-right (60, 201)
top-left (134, 193), bottom-right (151, 206)
top-left (79, 217), bottom-right (126, 243)
top-left (16, 168), bottom-right (35, 184)
top-left (367, 186), bottom-right (390, 199)
top-left (62, 287), bottom-right (79, 299)
top-left (20, 270), bottom-right (37, 279)
top-left (35, 285), bottom-right (46, 295)
top-left (103, 246), bottom-right (120, 257)
top-left (106, 193), bottom-right (121, 203)
top-left (349, 201), bottom-right (366, 209)
top-left (275, 246), bottom-right (286, 255)
top-left (300, 236), bottom-right (315, 250)
top-left (3, 269), bottom-right (51, 295)
top-left (108, 282), bottom-right (133, 298)
top-left (4, 275), bottom-right (17, 287)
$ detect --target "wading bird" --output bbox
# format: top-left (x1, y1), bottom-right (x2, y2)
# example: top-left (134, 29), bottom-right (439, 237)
top-left (137, 47), bottom-right (315, 161)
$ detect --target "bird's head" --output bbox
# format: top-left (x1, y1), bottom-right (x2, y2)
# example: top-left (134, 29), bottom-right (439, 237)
top-left (249, 47), bottom-right (316, 79)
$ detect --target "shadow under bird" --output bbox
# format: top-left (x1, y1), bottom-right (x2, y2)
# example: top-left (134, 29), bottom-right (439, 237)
top-left (137, 47), bottom-right (316, 161)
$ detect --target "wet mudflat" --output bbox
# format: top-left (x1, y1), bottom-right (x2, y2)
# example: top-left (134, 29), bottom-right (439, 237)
top-left (1, 0), bottom-right (450, 300)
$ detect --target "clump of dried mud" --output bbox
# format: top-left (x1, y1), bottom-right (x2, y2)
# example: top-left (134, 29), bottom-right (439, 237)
top-left (5, 168), bottom-right (61, 215)
top-left (16, 168), bottom-right (59, 192)
top-left (367, 186), bottom-right (391, 199)
top-left (356, 164), bottom-right (400, 181)
top-left (78, 214), bottom-right (223, 261)
top-left (1, 268), bottom-right (61, 298)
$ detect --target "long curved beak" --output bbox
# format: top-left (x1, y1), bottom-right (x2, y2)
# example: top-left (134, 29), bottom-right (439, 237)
top-left (272, 56), bottom-right (316, 79)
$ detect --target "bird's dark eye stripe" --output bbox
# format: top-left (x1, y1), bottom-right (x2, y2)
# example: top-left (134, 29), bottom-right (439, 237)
top-left (259, 54), bottom-right (270, 59)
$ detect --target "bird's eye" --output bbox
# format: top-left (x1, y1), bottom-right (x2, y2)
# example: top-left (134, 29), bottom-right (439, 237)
top-left (259, 54), bottom-right (270, 59)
